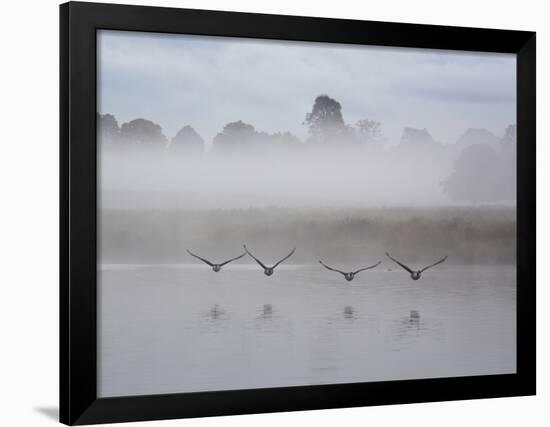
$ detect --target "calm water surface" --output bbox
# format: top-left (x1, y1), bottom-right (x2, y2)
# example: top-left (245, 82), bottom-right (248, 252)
top-left (98, 264), bottom-right (516, 397)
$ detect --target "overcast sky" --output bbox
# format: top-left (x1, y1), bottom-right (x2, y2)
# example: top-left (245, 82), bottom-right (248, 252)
top-left (97, 30), bottom-right (516, 145)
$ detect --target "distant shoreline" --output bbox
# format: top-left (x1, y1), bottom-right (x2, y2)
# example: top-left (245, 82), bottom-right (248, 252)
top-left (99, 205), bottom-right (516, 265)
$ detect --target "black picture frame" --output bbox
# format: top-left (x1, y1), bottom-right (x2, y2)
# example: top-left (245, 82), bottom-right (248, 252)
top-left (60, 1), bottom-right (536, 425)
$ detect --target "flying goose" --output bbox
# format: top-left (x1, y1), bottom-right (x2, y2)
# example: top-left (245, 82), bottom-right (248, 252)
top-left (186, 249), bottom-right (246, 272)
top-left (319, 260), bottom-right (381, 281)
top-left (385, 252), bottom-right (447, 280)
top-left (244, 245), bottom-right (295, 276)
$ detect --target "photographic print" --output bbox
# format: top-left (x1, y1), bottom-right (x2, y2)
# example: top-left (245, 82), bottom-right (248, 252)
top-left (97, 30), bottom-right (517, 398)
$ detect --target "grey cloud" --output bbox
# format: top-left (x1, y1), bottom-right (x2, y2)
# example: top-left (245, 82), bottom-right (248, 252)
top-left (409, 87), bottom-right (516, 104)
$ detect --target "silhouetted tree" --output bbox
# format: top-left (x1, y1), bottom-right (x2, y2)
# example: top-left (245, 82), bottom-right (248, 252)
top-left (120, 118), bottom-right (167, 147)
top-left (97, 113), bottom-right (120, 145)
top-left (501, 124), bottom-right (517, 148)
top-left (443, 143), bottom-right (513, 203)
top-left (304, 95), bottom-right (351, 142)
top-left (400, 127), bottom-right (440, 149)
top-left (170, 125), bottom-right (204, 152)
top-left (270, 131), bottom-right (301, 146)
top-left (260, 131), bottom-right (302, 152)
top-left (356, 119), bottom-right (385, 144)
top-left (455, 128), bottom-right (499, 148)
top-left (498, 124), bottom-right (517, 199)
top-left (213, 120), bottom-right (257, 151)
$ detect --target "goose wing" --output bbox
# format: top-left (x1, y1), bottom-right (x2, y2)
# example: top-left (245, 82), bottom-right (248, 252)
top-left (219, 252), bottom-right (247, 266)
top-left (353, 261), bottom-right (381, 275)
top-left (319, 261), bottom-right (347, 276)
top-left (187, 250), bottom-right (214, 266)
top-left (420, 256), bottom-right (448, 272)
top-left (272, 248), bottom-right (296, 268)
top-left (243, 245), bottom-right (267, 269)
top-left (385, 252), bottom-right (414, 274)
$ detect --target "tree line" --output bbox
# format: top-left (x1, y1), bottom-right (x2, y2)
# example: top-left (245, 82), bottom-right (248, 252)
top-left (97, 95), bottom-right (389, 150)
top-left (100, 206), bottom-right (516, 265)
top-left (98, 94), bottom-right (517, 204)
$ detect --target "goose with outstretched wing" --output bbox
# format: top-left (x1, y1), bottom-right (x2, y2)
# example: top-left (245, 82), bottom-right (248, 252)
top-left (319, 260), bottom-right (381, 282)
top-left (244, 245), bottom-right (296, 276)
top-left (385, 252), bottom-right (447, 280)
top-left (186, 249), bottom-right (246, 272)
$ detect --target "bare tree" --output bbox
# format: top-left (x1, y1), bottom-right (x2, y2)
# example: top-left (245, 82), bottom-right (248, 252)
top-left (356, 119), bottom-right (385, 144)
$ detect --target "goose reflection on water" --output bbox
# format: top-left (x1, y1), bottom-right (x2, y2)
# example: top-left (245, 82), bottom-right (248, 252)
top-left (208, 304), bottom-right (227, 320)
top-left (260, 303), bottom-right (274, 319)
top-left (253, 304), bottom-right (286, 335)
top-left (198, 304), bottom-right (230, 334)
top-left (343, 305), bottom-right (356, 319)
top-left (407, 310), bottom-right (421, 328)
top-left (395, 310), bottom-right (424, 341)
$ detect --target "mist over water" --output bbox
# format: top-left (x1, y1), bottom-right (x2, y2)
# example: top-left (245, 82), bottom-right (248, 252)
top-left (98, 143), bottom-right (516, 266)
top-left (99, 136), bottom-right (515, 209)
